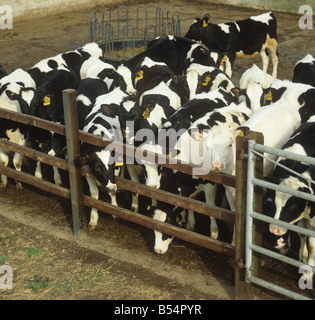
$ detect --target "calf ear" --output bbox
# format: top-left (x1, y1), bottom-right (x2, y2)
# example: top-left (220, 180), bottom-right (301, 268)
top-left (101, 104), bottom-right (118, 117)
top-left (230, 87), bottom-right (243, 97)
top-left (202, 14), bottom-right (210, 27)
top-left (142, 102), bottom-right (156, 119)
top-left (74, 155), bottom-right (89, 167)
top-left (5, 90), bottom-right (18, 100)
top-left (42, 93), bottom-right (54, 107)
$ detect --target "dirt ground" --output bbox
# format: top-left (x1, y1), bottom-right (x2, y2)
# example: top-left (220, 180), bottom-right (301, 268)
top-left (1, 1), bottom-right (315, 301)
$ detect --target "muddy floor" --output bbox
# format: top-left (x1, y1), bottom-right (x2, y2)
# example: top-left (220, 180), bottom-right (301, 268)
top-left (0, 1), bottom-right (315, 301)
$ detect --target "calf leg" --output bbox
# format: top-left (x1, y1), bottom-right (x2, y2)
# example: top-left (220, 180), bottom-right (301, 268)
top-left (86, 177), bottom-right (99, 230)
top-left (267, 37), bottom-right (278, 78)
top-left (204, 183), bottom-right (218, 239)
top-left (13, 152), bottom-right (23, 192)
top-left (260, 49), bottom-right (270, 75)
top-left (0, 148), bottom-right (9, 190)
top-left (127, 164), bottom-right (142, 212)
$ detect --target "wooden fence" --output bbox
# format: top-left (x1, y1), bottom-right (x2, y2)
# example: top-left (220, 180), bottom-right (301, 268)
top-left (0, 89), bottom-right (264, 299)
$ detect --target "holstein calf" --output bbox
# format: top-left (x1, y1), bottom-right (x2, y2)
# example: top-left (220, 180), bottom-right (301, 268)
top-left (239, 64), bottom-right (275, 89)
top-left (28, 42), bottom-right (103, 87)
top-left (134, 89), bottom-right (240, 253)
top-left (0, 68), bottom-right (36, 191)
top-left (185, 11), bottom-right (279, 78)
top-left (266, 80), bottom-right (315, 123)
top-left (266, 120), bottom-right (315, 276)
top-left (185, 63), bottom-right (235, 99)
top-left (75, 87), bottom-right (136, 229)
top-left (292, 54), bottom-right (315, 87)
top-left (80, 56), bottom-right (135, 95)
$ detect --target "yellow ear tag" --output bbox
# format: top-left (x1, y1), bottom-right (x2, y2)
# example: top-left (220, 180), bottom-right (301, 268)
top-left (176, 215), bottom-right (180, 224)
top-left (202, 75), bottom-right (211, 86)
top-left (143, 107), bottom-right (150, 119)
top-left (136, 70), bottom-right (144, 81)
top-left (43, 96), bottom-right (51, 106)
top-left (266, 90), bottom-right (273, 101)
top-left (220, 55), bottom-right (228, 66)
top-left (203, 20), bottom-right (208, 28)
top-left (166, 152), bottom-right (172, 158)
top-left (115, 156), bottom-right (124, 167)
top-left (306, 201), bottom-right (311, 209)
top-left (239, 131), bottom-right (244, 137)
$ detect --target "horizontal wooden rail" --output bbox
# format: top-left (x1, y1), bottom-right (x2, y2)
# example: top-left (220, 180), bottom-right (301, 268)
top-left (0, 165), bottom-right (235, 257)
top-left (115, 177), bottom-right (235, 224)
top-left (0, 138), bottom-right (235, 224)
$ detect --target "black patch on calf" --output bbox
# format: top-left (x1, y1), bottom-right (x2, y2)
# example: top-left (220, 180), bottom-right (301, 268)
top-left (207, 112), bottom-right (226, 127)
top-left (47, 59), bottom-right (58, 69)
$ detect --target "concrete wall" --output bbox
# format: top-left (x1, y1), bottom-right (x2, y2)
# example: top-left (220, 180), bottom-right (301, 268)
top-left (3, 0), bottom-right (315, 21)
top-left (211, 0), bottom-right (315, 14)
top-left (2, 0), bottom-right (121, 21)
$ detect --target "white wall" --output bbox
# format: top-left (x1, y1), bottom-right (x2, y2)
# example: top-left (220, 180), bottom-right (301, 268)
top-left (4, 0), bottom-right (315, 21)
top-left (3, 0), bottom-right (117, 21)
top-left (212, 0), bottom-right (315, 13)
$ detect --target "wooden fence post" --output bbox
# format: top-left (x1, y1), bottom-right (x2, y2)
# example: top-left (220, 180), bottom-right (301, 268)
top-left (234, 132), bottom-right (251, 299)
top-left (62, 89), bottom-right (85, 237)
top-left (234, 131), bottom-right (264, 299)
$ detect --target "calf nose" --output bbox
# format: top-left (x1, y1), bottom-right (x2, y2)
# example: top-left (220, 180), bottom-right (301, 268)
top-left (154, 248), bottom-right (166, 255)
top-left (269, 224), bottom-right (287, 236)
top-left (211, 162), bottom-right (224, 172)
top-left (148, 184), bottom-right (157, 188)
top-left (48, 149), bottom-right (56, 157)
top-left (107, 183), bottom-right (117, 193)
top-left (128, 89), bottom-right (137, 96)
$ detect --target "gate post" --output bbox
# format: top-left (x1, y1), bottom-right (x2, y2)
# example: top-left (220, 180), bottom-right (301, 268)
top-left (234, 130), bottom-right (263, 299)
top-left (63, 89), bottom-right (85, 237)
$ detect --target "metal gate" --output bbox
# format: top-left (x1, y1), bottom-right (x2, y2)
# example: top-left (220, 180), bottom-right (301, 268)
top-left (246, 139), bottom-right (315, 300)
top-left (89, 5), bottom-right (181, 58)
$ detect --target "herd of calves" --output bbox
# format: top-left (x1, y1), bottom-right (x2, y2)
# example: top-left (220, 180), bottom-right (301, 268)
top-left (0, 11), bottom-right (315, 267)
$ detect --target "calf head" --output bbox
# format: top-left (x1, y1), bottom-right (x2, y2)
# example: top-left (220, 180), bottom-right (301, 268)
top-left (184, 14), bottom-right (210, 40)
top-left (75, 149), bottom-right (118, 193)
top-left (189, 123), bottom-right (236, 174)
top-left (269, 175), bottom-right (314, 236)
top-left (148, 203), bottom-right (183, 254)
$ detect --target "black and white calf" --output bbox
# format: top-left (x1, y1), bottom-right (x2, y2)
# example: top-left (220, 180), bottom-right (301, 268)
top-left (185, 63), bottom-right (235, 99)
top-left (0, 68), bottom-right (36, 191)
top-left (75, 87), bottom-right (137, 229)
top-left (28, 42), bottom-right (103, 87)
top-left (266, 119), bottom-right (315, 271)
top-left (80, 56), bottom-right (135, 95)
top-left (185, 11), bottom-right (279, 78)
top-left (130, 89), bottom-right (240, 253)
top-left (29, 64), bottom-right (80, 122)
top-left (265, 80), bottom-right (315, 123)
top-left (239, 64), bottom-right (275, 89)
top-left (292, 54), bottom-right (315, 87)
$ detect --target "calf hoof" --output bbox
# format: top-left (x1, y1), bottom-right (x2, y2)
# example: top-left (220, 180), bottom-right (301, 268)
top-left (88, 223), bottom-right (97, 231)
top-left (15, 182), bottom-right (23, 193)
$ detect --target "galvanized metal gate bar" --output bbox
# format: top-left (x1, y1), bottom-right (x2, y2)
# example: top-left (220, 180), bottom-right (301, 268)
top-left (246, 139), bottom-right (315, 300)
